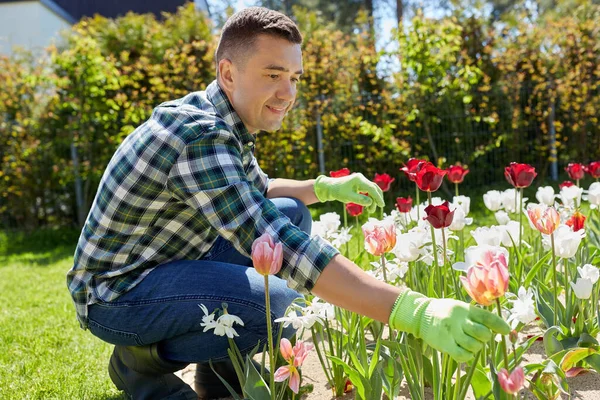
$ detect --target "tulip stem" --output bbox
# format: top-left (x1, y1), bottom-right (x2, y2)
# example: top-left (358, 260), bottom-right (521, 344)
top-left (355, 216), bottom-right (360, 257)
top-left (496, 298), bottom-right (510, 370)
top-left (550, 233), bottom-right (558, 326)
top-left (343, 205), bottom-right (349, 258)
top-left (264, 276), bottom-right (276, 400)
top-left (518, 188), bottom-right (523, 278)
top-left (381, 254), bottom-right (388, 283)
top-left (427, 191), bottom-right (442, 297)
top-left (455, 183), bottom-right (459, 198)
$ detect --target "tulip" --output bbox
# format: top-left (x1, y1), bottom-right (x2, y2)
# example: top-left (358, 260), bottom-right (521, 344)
top-left (504, 162), bottom-right (537, 188)
top-left (527, 204), bottom-right (560, 235)
top-left (535, 186), bottom-right (555, 206)
top-left (483, 190), bottom-right (503, 211)
top-left (446, 164), bottom-right (469, 184)
top-left (553, 225), bottom-right (585, 259)
top-left (423, 201), bottom-right (454, 229)
top-left (585, 182), bottom-right (600, 209)
top-left (399, 158), bottom-right (426, 182)
top-left (395, 196), bottom-right (412, 213)
top-left (274, 338), bottom-right (313, 394)
top-left (460, 248), bottom-right (510, 306)
top-left (577, 264), bottom-right (599, 284)
top-left (565, 163), bottom-right (585, 181)
top-left (362, 219), bottom-right (396, 256)
top-left (374, 172), bottom-right (395, 192)
top-left (415, 162), bottom-right (447, 192)
top-left (559, 180), bottom-right (574, 189)
top-left (393, 229), bottom-right (426, 262)
top-left (453, 195), bottom-right (471, 215)
top-left (571, 278), bottom-right (593, 300)
top-left (346, 202), bottom-right (363, 217)
top-left (566, 210), bottom-right (586, 232)
top-left (251, 233), bottom-right (283, 276)
top-left (584, 161), bottom-right (600, 179)
top-left (453, 244), bottom-right (509, 272)
top-left (495, 211), bottom-right (511, 225)
top-left (560, 185), bottom-right (583, 208)
top-left (471, 226), bottom-right (503, 246)
top-left (448, 205), bottom-right (472, 231)
top-left (329, 168), bottom-right (350, 178)
top-left (498, 367), bottom-right (525, 395)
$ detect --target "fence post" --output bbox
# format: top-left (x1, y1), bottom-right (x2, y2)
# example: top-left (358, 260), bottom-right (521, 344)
top-left (549, 92), bottom-right (558, 181)
top-left (315, 95), bottom-right (326, 175)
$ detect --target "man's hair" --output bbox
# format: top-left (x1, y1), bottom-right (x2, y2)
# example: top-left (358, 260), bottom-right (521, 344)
top-left (215, 7), bottom-right (302, 71)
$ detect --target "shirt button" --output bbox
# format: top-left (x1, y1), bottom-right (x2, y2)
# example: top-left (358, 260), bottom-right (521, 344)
top-left (247, 141), bottom-right (254, 147)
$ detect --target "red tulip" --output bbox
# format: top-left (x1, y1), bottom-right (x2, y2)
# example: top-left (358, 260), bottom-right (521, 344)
top-left (395, 196), bottom-right (413, 213)
top-left (584, 161), bottom-right (600, 179)
top-left (374, 173), bottom-right (395, 192)
top-left (399, 158), bottom-right (426, 182)
top-left (565, 163), bottom-right (585, 181)
top-left (423, 201), bottom-right (454, 229)
top-left (498, 367), bottom-right (525, 395)
top-left (446, 164), bottom-right (469, 184)
top-left (330, 168), bottom-right (350, 178)
top-left (566, 211), bottom-right (586, 232)
top-left (559, 180), bottom-right (574, 189)
top-left (504, 162), bottom-right (537, 188)
top-left (415, 162), bottom-right (447, 192)
top-left (346, 203), bottom-right (363, 217)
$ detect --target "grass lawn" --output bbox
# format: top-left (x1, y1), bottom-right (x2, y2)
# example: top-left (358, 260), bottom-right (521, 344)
top-left (0, 241), bottom-right (125, 400)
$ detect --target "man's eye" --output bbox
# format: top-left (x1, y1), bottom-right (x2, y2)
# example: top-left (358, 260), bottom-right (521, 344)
top-left (269, 74), bottom-right (279, 79)
top-left (292, 77), bottom-right (300, 83)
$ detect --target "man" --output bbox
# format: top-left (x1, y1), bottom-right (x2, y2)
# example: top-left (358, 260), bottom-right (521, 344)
top-left (67, 7), bottom-right (509, 400)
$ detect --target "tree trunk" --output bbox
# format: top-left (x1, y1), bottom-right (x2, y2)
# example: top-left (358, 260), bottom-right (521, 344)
top-left (396, 0), bottom-right (403, 26)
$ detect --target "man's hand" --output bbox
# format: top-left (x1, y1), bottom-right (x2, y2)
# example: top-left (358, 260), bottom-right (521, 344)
top-left (313, 173), bottom-right (385, 213)
top-left (389, 290), bottom-right (510, 362)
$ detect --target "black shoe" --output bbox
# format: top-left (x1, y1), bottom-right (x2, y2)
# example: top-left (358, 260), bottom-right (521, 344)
top-left (108, 344), bottom-right (198, 400)
top-left (194, 360), bottom-right (267, 399)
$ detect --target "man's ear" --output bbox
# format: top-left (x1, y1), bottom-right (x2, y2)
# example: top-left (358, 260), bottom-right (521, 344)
top-left (217, 58), bottom-right (235, 92)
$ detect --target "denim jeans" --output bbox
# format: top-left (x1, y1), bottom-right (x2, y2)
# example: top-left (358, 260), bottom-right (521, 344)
top-left (87, 197), bottom-right (310, 363)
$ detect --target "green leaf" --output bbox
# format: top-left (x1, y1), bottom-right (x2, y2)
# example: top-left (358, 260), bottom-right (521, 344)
top-left (524, 252), bottom-right (551, 288)
top-left (209, 359), bottom-right (242, 400)
top-left (560, 347), bottom-right (598, 371)
top-left (243, 355), bottom-right (271, 400)
top-left (544, 326), bottom-right (565, 357)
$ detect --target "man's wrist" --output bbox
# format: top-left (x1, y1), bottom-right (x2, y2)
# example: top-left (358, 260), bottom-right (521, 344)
top-left (313, 175), bottom-right (328, 203)
top-left (389, 289), bottom-right (430, 337)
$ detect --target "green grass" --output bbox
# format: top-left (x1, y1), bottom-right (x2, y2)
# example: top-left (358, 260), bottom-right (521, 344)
top-left (0, 243), bottom-right (125, 400)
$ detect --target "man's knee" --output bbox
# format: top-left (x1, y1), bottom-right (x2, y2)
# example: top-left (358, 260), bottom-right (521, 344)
top-left (271, 197), bottom-right (312, 235)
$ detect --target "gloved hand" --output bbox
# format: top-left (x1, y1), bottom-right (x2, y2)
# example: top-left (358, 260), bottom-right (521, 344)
top-left (313, 173), bottom-right (385, 214)
top-left (389, 290), bottom-right (510, 362)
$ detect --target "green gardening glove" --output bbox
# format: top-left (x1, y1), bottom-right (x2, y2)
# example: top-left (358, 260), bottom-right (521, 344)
top-left (313, 173), bottom-right (385, 214)
top-left (389, 290), bottom-right (510, 362)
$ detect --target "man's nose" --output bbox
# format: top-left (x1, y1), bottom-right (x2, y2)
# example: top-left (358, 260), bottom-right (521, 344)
top-left (276, 79), bottom-right (296, 102)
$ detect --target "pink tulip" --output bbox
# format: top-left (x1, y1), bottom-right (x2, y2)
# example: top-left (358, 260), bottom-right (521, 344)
top-left (498, 367), bottom-right (525, 395)
top-left (362, 221), bottom-right (396, 256)
top-left (251, 233), bottom-right (283, 276)
top-left (460, 248), bottom-right (509, 306)
top-left (527, 204), bottom-right (560, 235)
top-left (274, 338), bottom-right (313, 394)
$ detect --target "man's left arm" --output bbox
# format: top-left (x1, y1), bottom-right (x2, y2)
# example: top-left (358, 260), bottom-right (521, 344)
top-left (266, 178), bottom-right (318, 205)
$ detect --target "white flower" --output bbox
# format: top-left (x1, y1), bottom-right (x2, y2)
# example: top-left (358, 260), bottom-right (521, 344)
top-left (329, 226), bottom-right (352, 249)
top-left (559, 185), bottom-right (583, 208)
top-left (536, 186), bottom-right (556, 206)
top-left (571, 278), bottom-right (593, 300)
top-left (501, 189), bottom-right (527, 213)
top-left (319, 212), bottom-right (341, 234)
top-left (584, 182), bottom-right (600, 209)
top-left (428, 197), bottom-right (445, 206)
top-left (483, 190), bottom-right (503, 211)
top-left (449, 205), bottom-right (473, 231)
top-left (577, 264), bottom-right (599, 284)
top-left (553, 225), bottom-right (585, 259)
top-left (387, 260), bottom-right (409, 281)
top-left (275, 310), bottom-right (323, 330)
top-left (471, 226), bottom-right (502, 246)
top-left (453, 195), bottom-right (471, 215)
top-left (199, 304), bottom-right (217, 332)
top-left (200, 304), bottom-right (245, 338)
top-left (498, 221), bottom-right (520, 248)
top-left (506, 287), bottom-right (537, 329)
top-left (304, 297), bottom-right (335, 321)
top-left (495, 210), bottom-right (511, 225)
top-left (393, 227), bottom-right (427, 262)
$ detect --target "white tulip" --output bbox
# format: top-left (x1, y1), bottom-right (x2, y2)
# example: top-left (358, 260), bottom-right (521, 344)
top-left (495, 210), bottom-right (511, 225)
top-left (449, 205), bottom-right (473, 231)
top-left (471, 226), bottom-right (502, 246)
top-left (583, 182), bottom-right (600, 210)
top-left (393, 228), bottom-right (426, 262)
top-left (498, 221), bottom-right (520, 247)
top-left (560, 185), bottom-right (583, 208)
top-left (453, 195), bottom-right (471, 215)
top-left (501, 188), bottom-right (528, 213)
top-left (483, 190), bottom-right (503, 211)
top-left (535, 186), bottom-right (556, 206)
top-left (570, 278), bottom-right (593, 300)
top-left (553, 225), bottom-right (585, 258)
top-left (452, 244), bottom-right (509, 272)
top-left (577, 264), bottom-right (599, 285)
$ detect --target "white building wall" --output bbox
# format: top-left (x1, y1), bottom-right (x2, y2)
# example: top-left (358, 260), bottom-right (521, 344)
top-left (0, 1), bottom-right (71, 55)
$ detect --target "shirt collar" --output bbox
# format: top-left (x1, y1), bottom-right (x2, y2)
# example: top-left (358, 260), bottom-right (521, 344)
top-left (206, 80), bottom-right (256, 145)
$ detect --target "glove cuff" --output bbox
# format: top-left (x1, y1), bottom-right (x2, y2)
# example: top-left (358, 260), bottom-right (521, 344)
top-left (388, 290), bottom-right (431, 338)
top-left (313, 175), bottom-right (329, 203)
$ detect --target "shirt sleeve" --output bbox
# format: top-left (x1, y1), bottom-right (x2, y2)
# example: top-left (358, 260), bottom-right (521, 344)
top-left (167, 127), bottom-right (339, 294)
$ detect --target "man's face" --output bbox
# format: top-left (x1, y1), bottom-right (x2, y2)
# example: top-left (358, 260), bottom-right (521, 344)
top-left (222, 35), bottom-right (303, 133)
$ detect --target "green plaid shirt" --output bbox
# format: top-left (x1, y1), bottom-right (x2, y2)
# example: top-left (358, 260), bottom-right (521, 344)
top-left (67, 80), bottom-right (339, 329)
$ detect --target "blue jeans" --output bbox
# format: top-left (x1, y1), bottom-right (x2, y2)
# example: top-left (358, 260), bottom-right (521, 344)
top-left (87, 197), bottom-right (310, 363)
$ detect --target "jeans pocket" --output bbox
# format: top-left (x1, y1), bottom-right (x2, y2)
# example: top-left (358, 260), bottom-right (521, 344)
top-left (88, 318), bottom-right (144, 346)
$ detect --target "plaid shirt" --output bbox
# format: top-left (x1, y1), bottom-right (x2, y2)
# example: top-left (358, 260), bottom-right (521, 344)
top-left (67, 80), bottom-right (339, 329)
